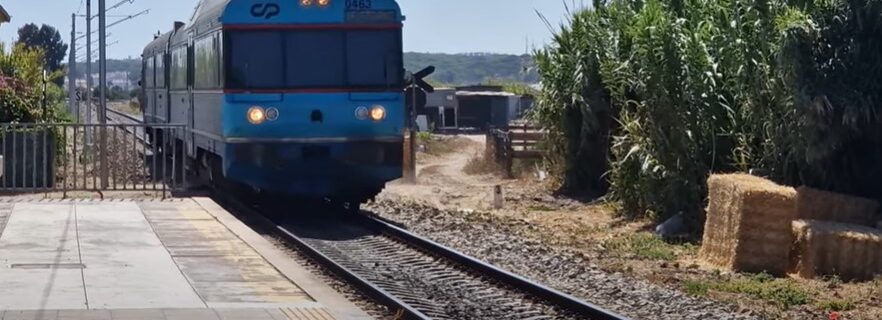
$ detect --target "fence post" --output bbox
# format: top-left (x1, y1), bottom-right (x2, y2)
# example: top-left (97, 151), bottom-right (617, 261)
top-left (485, 127), bottom-right (496, 163)
top-left (503, 131), bottom-right (514, 179)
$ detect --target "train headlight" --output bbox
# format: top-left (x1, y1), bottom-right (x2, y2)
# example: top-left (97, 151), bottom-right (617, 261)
top-left (355, 106), bottom-right (369, 120)
top-left (317, 0), bottom-right (330, 6)
top-left (369, 105), bottom-right (386, 121)
top-left (300, 0), bottom-right (314, 6)
top-left (247, 106), bottom-right (266, 125)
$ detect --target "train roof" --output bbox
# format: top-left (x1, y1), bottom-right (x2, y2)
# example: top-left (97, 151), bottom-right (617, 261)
top-left (143, 0), bottom-right (404, 56)
top-left (142, 31), bottom-right (173, 57)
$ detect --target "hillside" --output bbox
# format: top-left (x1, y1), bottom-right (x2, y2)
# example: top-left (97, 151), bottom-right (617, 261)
top-left (404, 52), bottom-right (537, 85)
top-left (99, 52), bottom-right (538, 86)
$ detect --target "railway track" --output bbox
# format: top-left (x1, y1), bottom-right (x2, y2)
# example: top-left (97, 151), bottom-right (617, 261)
top-left (104, 107), bottom-right (627, 319)
top-left (219, 194), bottom-right (629, 320)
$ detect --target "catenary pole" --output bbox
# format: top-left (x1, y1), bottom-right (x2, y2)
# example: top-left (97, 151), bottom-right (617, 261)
top-left (69, 14), bottom-right (78, 123)
top-left (99, 0), bottom-right (109, 188)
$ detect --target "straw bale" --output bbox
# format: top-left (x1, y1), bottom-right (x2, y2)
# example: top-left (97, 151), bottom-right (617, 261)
top-left (791, 220), bottom-right (882, 281)
top-left (795, 187), bottom-right (880, 226)
top-left (700, 174), bottom-right (797, 275)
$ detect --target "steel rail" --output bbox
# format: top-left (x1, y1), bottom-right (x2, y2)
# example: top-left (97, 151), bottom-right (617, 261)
top-left (216, 191), bottom-right (629, 320)
top-left (215, 194), bottom-right (433, 320)
top-left (106, 107), bottom-right (143, 124)
top-left (360, 213), bottom-right (630, 320)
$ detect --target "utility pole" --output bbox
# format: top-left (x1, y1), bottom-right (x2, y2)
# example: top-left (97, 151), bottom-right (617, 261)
top-left (99, 0), bottom-right (109, 188)
top-left (68, 14), bottom-right (78, 123)
top-left (86, 0), bottom-right (93, 131)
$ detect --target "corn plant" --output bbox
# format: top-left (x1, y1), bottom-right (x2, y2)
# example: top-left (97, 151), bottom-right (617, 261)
top-left (534, 0), bottom-right (882, 224)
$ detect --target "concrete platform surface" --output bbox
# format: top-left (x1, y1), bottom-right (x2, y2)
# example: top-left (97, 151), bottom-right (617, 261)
top-left (0, 198), bottom-right (371, 320)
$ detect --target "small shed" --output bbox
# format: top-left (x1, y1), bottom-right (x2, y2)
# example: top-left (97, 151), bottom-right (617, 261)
top-left (425, 88), bottom-right (458, 129)
top-left (421, 85), bottom-right (535, 131)
top-left (456, 90), bottom-right (515, 130)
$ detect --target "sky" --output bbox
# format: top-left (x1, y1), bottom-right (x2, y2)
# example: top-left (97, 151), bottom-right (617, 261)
top-left (0, 0), bottom-right (587, 60)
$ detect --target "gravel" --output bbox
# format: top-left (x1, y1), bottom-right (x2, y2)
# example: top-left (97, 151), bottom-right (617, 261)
top-left (366, 199), bottom-right (765, 320)
top-left (264, 235), bottom-right (399, 320)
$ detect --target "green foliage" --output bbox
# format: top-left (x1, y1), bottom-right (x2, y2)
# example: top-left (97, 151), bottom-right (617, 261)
top-left (816, 299), bottom-right (855, 312)
top-left (483, 78), bottom-right (540, 96)
top-left (16, 24), bottom-right (68, 85)
top-left (684, 273), bottom-right (810, 307)
top-left (93, 85), bottom-right (130, 101)
top-left (682, 280), bottom-right (711, 296)
top-left (0, 43), bottom-right (68, 123)
top-left (714, 274), bottom-right (809, 307)
top-left (404, 52), bottom-right (537, 85)
top-left (603, 233), bottom-right (693, 260)
top-left (533, 0), bottom-right (882, 222)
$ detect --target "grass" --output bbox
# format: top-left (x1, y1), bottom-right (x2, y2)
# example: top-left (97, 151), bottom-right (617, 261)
top-left (463, 153), bottom-right (500, 175)
top-left (816, 299), bottom-right (855, 312)
top-left (682, 279), bottom-right (711, 296)
top-left (416, 133), bottom-right (460, 156)
top-left (603, 233), bottom-right (693, 261)
top-left (681, 273), bottom-right (810, 308)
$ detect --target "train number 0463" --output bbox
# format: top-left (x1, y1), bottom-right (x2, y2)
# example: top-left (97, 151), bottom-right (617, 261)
top-left (346, 0), bottom-right (372, 9)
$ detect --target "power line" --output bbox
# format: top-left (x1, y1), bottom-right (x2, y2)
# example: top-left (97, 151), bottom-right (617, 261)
top-left (74, 10), bottom-right (147, 41)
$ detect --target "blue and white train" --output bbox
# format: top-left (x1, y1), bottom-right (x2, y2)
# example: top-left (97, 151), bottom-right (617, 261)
top-left (141, 0), bottom-right (405, 204)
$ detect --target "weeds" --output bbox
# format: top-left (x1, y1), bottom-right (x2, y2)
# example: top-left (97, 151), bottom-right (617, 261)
top-left (715, 274), bottom-right (809, 308)
top-left (682, 280), bottom-right (711, 296)
top-left (681, 273), bottom-right (810, 308)
top-left (416, 134), bottom-right (460, 156)
top-left (463, 153), bottom-right (499, 175)
top-left (603, 233), bottom-right (691, 261)
top-left (816, 299), bottom-right (855, 312)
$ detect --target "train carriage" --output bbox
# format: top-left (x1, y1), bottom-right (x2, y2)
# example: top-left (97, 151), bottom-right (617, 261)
top-left (141, 0), bottom-right (405, 204)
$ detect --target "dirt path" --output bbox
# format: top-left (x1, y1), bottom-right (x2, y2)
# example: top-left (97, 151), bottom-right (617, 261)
top-left (379, 135), bottom-right (502, 210)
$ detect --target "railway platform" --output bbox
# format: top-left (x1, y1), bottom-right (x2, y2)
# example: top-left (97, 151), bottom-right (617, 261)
top-left (0, 197), bottom-right (371, 320)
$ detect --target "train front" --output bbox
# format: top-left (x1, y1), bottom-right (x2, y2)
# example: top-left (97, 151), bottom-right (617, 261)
top-left (220, 0), bottom-right (405, 202)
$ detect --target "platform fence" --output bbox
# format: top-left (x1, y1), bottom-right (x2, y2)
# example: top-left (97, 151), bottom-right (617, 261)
top-left (0, 123), bottom-right (188, 196)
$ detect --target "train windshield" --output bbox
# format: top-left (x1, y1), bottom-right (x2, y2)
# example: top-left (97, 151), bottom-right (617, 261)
top-left (225, 29), bottom-right (403, 90)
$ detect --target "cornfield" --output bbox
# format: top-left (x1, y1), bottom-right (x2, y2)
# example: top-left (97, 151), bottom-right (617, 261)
top-left (533, 0), bottom-right (882, 225)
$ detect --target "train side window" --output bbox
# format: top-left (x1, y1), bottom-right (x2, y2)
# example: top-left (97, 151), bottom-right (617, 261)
top-left (155, 54), bottom-right (166, 88)
top-left (170, 47), bottom-right (188, 90)
top-left (145, 56), bottom-right (155, 89)
top-left (195, 33), bottom-right (221, 89)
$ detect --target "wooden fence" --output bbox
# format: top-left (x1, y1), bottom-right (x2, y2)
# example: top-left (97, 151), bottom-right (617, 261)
top-left (487, 123), bottom-right (546, 178)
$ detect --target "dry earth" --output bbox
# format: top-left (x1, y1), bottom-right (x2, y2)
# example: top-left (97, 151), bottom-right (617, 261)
top-left (370, 134), bottom-right (882, 320)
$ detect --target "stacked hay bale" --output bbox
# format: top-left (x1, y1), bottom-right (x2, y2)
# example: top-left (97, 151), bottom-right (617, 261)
top-left (789, 188), bottom-right (882, 280)
top-left (701, 175), bottom-right (882, 279)
top-left (795, 187), bottom-right (880, 226)
top-left (791, 220), bottom-right (882, 280)
top-left (699, 174), bottom-right (797, 275)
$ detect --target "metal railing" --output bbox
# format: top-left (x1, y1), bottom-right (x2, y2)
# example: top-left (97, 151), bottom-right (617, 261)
top-left (0, 123), bottom-right (188, 196)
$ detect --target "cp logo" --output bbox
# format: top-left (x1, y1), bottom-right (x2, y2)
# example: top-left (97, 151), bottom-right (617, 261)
top-left (251, 3), bottom-right (280, 19)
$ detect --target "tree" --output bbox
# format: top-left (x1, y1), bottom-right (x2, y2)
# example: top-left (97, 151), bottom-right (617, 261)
top-left (16, 24), bottom-right (69, 84)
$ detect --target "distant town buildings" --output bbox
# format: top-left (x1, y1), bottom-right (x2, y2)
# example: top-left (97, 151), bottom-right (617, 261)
top-left (65, 71), bottom-right (136, 91)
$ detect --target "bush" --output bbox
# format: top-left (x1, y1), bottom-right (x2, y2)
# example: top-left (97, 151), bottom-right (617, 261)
top-left (0, 43), bottom-right (68, 123)
top-left (533, 0), bottom-right (882, 224)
